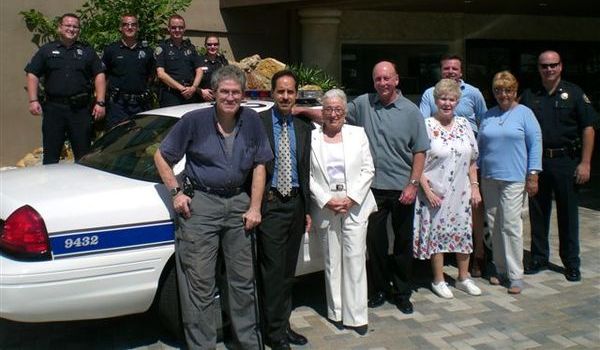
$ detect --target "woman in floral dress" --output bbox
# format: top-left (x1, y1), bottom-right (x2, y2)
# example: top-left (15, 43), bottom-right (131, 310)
top-left (413, 79), bottom-right (482, 299)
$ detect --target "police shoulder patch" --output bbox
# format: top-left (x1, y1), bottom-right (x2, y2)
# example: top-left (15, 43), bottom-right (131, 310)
top-left (583, 94), bottom-right (592, 104)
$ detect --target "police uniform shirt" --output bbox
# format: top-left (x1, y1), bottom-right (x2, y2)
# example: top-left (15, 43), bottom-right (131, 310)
top-left (25, 40), bottom-right (104, 97)
top-left (521, 80), bottom-right (598, 149)
top-left (102, 40), bottom-right (154, 93)
top-left (199, 54), bottom-right (228, 89)
top-left (154, 38), bottom-right (202, 85)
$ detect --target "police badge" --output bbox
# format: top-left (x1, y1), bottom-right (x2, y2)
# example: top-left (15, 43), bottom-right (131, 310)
top-left (583, 94), bottom-right (592, 104)
top-left (560, 92), bottom-right (569, 100)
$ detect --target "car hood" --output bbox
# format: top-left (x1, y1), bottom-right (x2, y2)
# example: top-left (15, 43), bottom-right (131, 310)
top-left (0, 164), bottom-right (173, 233)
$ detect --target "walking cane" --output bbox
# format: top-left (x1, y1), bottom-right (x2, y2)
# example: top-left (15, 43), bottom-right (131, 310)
top-left (249, 227), bottom-right (266, 350)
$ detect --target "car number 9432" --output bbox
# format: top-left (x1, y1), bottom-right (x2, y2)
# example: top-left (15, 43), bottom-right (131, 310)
top-left (64, 235), bottom-right (99, 249)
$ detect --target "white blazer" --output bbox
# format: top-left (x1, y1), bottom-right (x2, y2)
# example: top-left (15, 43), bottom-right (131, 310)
top-left (310, 124), bottom-right (377, 223)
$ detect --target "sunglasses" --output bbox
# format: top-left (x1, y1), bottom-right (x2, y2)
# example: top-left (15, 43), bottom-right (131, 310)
top-left (539, 62), bottom-right (560, 69)
top-left (206, 43), bottom-right (219, 47)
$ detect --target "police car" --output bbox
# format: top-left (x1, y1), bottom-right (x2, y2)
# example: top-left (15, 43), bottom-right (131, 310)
top-left (0, 100), bottom-right (323, 333)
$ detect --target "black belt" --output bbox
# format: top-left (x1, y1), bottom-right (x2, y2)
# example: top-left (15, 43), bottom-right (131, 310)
top-left (110, 90), bottom-right (149, 102)
top-left (543, 147), bottom-right (572, 159)
top-left (193, 184), bottom-right (243, 198)
top-left (267, 187), bottom-right (300, 202)
top-left (46, 93), bottom-right (90, 106)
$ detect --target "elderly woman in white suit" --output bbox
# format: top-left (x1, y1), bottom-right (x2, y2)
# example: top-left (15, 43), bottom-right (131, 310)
top-left (310, 88), bottom-right (377, 336)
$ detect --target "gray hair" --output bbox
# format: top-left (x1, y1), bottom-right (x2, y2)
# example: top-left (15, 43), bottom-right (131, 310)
top-left (211, 65), bottom-right (247, 92)
top-left (433, 78), bottom-right (462, 100)
top-left (322, 88), bottom-right (347, 106)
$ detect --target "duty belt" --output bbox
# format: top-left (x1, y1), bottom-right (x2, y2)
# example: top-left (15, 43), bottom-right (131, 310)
top-left (110, 90), bottom-right (149, 103)
top-left (543, 147), bottom-right (573, 159)
top-left (46, 93), bottom-right (90, 106)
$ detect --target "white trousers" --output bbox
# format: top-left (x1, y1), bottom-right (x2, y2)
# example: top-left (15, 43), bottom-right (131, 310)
top-left (481, 178), bottom-right (526, 282)
top-left (313, 192), bottom-right (368, 326)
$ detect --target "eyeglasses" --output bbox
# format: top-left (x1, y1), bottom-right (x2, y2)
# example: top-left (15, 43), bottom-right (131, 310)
top-left (539, 62), bottom-right (560, 69)
top-left (217, 89), bottom-right (242, 98)
top-left (206, 43), bottom-right (219, 47)
top-left (322, 107), bottom-right (345, 115)
top-left (169, 26), bottom-right (185, 31)
top-left (121, 22), bottom-right (138, 28)
top-left (493, 88), bottom-right (515, 95)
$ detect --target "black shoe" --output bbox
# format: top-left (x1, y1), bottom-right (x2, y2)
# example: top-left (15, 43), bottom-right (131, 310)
top-left (327, 318), bottom-right (344, 330)
top-left (395, 297), bottom-right (413, 314)
top-left (287, 326), bottom-right (308, 346)
top-left (368, 291), bottom-right (386, 308)
top-left (347, 324), bottom-right (368, 336)
top-left (565, 267), bottom-right (581, 282)
top-left (524, 260), bottom-right (548, 275)
top-left (270, 338), bottom-right (291, 350)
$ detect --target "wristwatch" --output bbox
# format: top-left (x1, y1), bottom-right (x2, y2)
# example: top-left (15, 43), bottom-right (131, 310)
top-left (409, 179), bottom-right (419, 186)
top-left (96, 100), bottom-right (106, 107)
top-left (170, 187), bottom-right (182, 197)
top-left (528, 170), bottom-right (539, 175)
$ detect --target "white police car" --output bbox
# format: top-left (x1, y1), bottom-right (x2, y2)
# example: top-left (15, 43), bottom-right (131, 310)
top-left (0, 101), bottom-right (323, 332)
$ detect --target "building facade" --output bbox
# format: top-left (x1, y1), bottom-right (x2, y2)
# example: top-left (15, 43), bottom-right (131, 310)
top-left (1, 0), bottom-right (599, 166)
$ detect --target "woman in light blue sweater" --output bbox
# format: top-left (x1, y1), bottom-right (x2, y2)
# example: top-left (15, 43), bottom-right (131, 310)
top-left (478, 71), bottom-right (542, 294)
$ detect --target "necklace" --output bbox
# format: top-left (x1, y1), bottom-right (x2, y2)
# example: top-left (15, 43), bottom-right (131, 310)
top-left (497, 106), bottom-right (515, 126)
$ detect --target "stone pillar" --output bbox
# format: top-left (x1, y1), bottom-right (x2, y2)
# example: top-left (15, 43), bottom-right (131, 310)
top-left (298, 8), bottom-right (342, 81)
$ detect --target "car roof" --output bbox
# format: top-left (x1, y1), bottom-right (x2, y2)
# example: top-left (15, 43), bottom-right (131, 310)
top-left (138, 100), bottom-right (275, 119)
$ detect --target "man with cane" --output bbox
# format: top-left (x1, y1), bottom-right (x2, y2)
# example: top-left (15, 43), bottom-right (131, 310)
top-left (154, 65), bottom-right (272, 349)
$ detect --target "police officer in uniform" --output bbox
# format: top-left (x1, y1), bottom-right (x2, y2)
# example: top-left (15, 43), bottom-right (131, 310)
top-left (198, 34), bottom-right (228, 102)
top-left (155, 14), bottom-right (203, 107)
top-left (102, 14), bottom-right (154, 128)
top-left (25, 13), bottom-right (106, 164)
top-left (520, 50), bottom-right (598, 282)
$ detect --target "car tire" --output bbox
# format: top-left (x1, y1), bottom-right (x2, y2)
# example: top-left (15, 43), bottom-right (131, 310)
top-left (156, 261), bottom-right (184, 341)
top-left (155, 260), bottom-right (227, 341)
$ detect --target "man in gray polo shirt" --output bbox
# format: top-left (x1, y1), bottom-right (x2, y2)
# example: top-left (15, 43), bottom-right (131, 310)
top-left (154, 65), bottom-right (273, 349)
top-left (346, 61), bottom-right (430, 314)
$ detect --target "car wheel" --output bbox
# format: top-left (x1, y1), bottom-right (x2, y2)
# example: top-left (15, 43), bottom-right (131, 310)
top-left (155, 260), bottom-right (227, 341)
top-left (156, 261), bottom-right (184, 341)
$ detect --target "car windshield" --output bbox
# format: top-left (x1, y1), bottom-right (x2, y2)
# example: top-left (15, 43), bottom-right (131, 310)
top-left (79, 115), bottom-right (178, 182)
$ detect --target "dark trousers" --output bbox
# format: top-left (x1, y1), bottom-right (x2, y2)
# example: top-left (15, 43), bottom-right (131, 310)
top-left (366, 188), bottom-right (415, 298)
top-left (42, 101), bottom-right (92, 164)
top-left (528, 156), bottom-right (580, 269)
top-left (256, 195), bottom-right (305, 343)
top-left (159, 88), bottom-right (200, 107)
top-left (106, 97), bottom-right (150, 129)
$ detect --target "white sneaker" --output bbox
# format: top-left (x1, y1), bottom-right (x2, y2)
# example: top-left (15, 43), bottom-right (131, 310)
top-left (431, 281), bottom-right (454, 299)
top-left (456, 278), bottom-right (482, 296)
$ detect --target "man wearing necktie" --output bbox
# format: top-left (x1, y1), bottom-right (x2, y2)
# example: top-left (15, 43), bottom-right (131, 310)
top-left (257, 70), bottom-right (312, 350)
